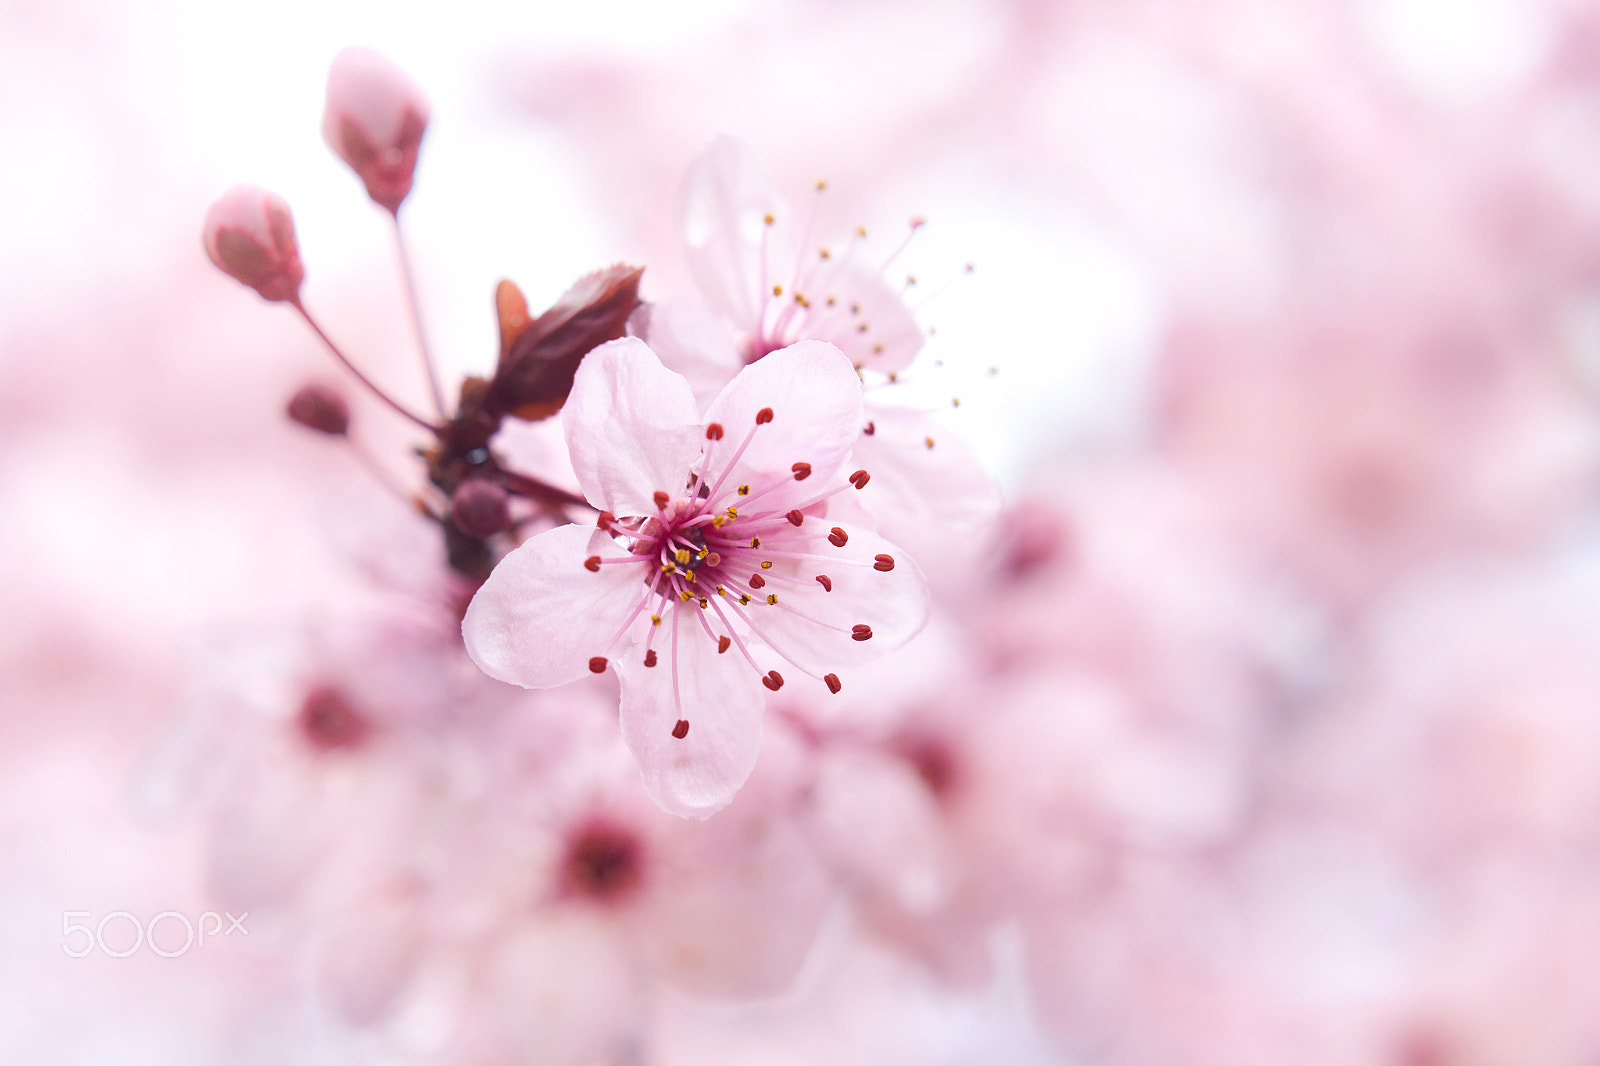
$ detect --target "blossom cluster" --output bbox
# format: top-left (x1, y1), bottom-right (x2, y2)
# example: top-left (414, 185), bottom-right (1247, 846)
top-left (90, 7), bottom-right (1600, 1063)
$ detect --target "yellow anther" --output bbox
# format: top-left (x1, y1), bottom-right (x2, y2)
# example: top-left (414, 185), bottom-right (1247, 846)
top-left (888, 371), bottom-right (899, 383)
top-left (711, 515), bottom-right (727, 528)
top-left (740, 594), bottom-right (751, 605)
top-left (764, 213), bottom-right (775, 225)
top-left (749, 537), bottom-right (761, 548)
top-left (773, 284), bottom-right (783, 296)
top-left (760, 561), bottom-right (772, 570)
top-left (675, 548), bottom-right (691, 565)
top-left (766, 594), bottom-right (778, 605)
top-left (716, 585), bottom-right (726, 595)
top-left (819, 247), bottom-right (831, 260)
top-left (699, 598), bottom-right (709, 608)
top-left (951, 397), bottom-right (961, 408)
top-left (816, 180), bottom-right (827, 191)
top-left (685, 571), bottom-right (696, 584)
top-left (925, 436), bottom-right (936, 449)
top-left (737, 485), bottom-right (750, 496)
top-left (651, 615), bottom-right (661, 626)
top-left (660, 562), bottom-right (674, 572)
top-left (856, 225), bottom-right (867, 237)
top-left (679, 590), bottom-right (692, 602)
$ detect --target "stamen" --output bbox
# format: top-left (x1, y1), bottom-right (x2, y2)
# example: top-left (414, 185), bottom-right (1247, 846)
top-left (756, 407), bottom-right (775, 425)
top-left (672, 719), bottom-right (689, 739)
top-left (762, 670), bottom-right (784, 692)
top-left (851, 625), bottom-right (873, 641)
top-left (874, 554), bottom-right (896, 572)
top-left (791, 462), bottom-right (812, 480)
top-left (828, 526), bottom-right (849, 547)
top-left (864, 421), bottom-right (876, 436)
top-left (644, 649), bottom-right (658, 668)
top-left (717, 635), bottom-right (731, 654)
top-left (765, 593), bottom-right (779, 605)
top-left (815, 575), bottom-right (833, 591)
top-left (589, 656), bottom-right (609, 673)
top-left (786, 510), bottom-right (804, 526)
top-left (585, 556), bottom-right (601, 572)
top-left (824, 673), bottom-right (842, 694)
top-left (749, 575), bottom-right (766, 589)
top-left (705, 422), bottom-right (724, 440)
top-left (761, 561), bottom-right (773, 570)
top-left (849, 470), bottom-right (871, 489)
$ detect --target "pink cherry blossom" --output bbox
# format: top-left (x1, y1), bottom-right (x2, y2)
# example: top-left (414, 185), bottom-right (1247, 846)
top-left (464, 336), bottom-right (929, 817)
top-left (201, 184), bottom-right (304, 303)
top-left (322, 46), bottom-right (430, 215)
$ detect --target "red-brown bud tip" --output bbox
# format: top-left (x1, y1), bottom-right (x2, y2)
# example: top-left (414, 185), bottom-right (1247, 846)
top-left (202, 184), bottom-right (304, 302)
top-left (285, 383), bottom-right (349, 435)
top-left (450, 480), bottom-right (510, 538)
top-left (323, 47), bottom-right (430, 214)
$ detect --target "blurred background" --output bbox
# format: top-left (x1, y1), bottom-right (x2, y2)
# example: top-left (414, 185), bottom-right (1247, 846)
top-left (8, 0), bottom-right (1600, 1062)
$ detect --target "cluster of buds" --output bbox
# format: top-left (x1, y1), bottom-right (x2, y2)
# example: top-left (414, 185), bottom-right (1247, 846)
top-left (202, 47), bottom-right (644, 580)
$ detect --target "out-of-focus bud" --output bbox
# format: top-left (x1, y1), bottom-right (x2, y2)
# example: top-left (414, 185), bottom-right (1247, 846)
top-left (286, 383), bottom-right (350, 436)
top-left (322, 47), bottom-right (429, 214)
top-left (202, 185), bottom-right (304, 302)
top-left (450, 479), bottom-right (511, 538)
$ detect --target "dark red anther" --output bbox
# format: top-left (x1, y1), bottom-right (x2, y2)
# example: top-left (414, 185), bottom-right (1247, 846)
top-left (828, 526), bottom-right (849, 547)
top-left (874, 554), bottom-right (896, 572)
top-left (672, 719), bottom-right (689, 739)
top-left (851, 624), bottom-right (873, 641)
top-left (588, 656), bottom-right (608, 673)
top-left (863, 421), bottom-right (875, 436)
top-left (786, 510), bottom-right (804, 526)
top-left (584, 555), bottom-right (602, 573)
top-left (705, 422), bottom-right (724, 441)
top-left (653, 491), bottom-right (670, 510)
top-left (749, 574), bottom-right (766, 589)
top-left (762, 670), bottom-right (784, 691)
top-left (824, 673), bottom-right (842, 694)
top-left (717, 635), bottom-right (731, 654)
top-left (755, 407), bottom-right (775, 425)
top-left (849, 469), bottom-right (871, 489)
top-left (791, 462), bottom-right (812, 480)
top-left (815, 574), bottom-right (833, 592)
top-left (597, 510), bottom-right (617, 531)
top-left (286, 383), bottom-right (349, 435)
top-left (644, 649), bottom-right (658, 668)
top-left (298, 685), bottom-right (370, 752)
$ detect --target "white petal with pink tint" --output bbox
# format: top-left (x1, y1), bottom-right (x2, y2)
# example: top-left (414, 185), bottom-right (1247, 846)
top-left (615, 611), bottom-right (766, 820)
top-left (677, 135), bottom-right (790, 337)
top-left (741, 521), bottom-right (930, 677)
top-left (563, 337), bottom-right (703, 516)
top-left (813, 261), bottom-right (925, 374)
top-left (634, 299), bottom-right (744, 411)
top-left (463, 524), bottom-right (647, 689)
top-left (703, 339), bottom-right (863, 511)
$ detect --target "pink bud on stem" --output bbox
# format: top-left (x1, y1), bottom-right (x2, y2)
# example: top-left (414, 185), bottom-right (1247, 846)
top-left (322, 46), bottom-right (429, 216)
top-left (202, 185), bottom-right (304, 303)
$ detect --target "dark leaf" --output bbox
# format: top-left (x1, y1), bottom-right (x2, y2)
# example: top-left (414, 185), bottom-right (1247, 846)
top-left (487, 264), bottom-right (643, 421)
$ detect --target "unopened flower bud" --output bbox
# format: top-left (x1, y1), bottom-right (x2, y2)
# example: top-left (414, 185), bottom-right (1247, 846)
top-left (451, 479), bottom-right (510, 538)
top-left (286, 383), bottom-right (350, 436)
top-left (202, 185), bottom-right (304, 302)
top-left (322, 47), bottom-right (429, 214)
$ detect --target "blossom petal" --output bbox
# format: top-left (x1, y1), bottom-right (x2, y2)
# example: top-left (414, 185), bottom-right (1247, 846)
top-left (701, 340), bottom-right (863, 512)
top-left (741, 523), bottom-right (930, 678)
top-left (851, 405), bottom-right (1002, 581)
top-left (463, 524), bottom-right (649, 689)
top-left (810, 261), bottom-right (925, 374)
top-left (563, 337), bottom-right (703, 516)
top-left (676, 135), bottom-right (790, 338)
top-left (633, 299), bottom-right (742, 412)
top-left (615, 609), bottom-right (766, 820)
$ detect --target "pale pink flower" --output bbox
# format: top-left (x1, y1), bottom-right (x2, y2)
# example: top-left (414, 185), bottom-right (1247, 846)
top-left (463, 336), bottom-right (929, 818)
top-left (201, 184), bottom-right (304, 303)
top-left (322, 46), bottom-right (429, 215)
top-left (641, 136), bottom-right (1001, 578)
